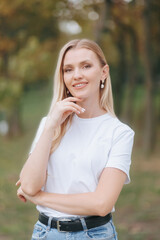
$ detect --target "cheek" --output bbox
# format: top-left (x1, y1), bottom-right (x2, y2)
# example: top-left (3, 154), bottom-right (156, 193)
top-left (63, 75), bottom-right (70, 87)
top-left (90, 73), bottom-right (101, 86)
top-left (88, 69), bottom-right (101, 80)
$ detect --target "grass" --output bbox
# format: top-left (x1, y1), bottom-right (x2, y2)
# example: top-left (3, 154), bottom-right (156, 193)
top-left (114, 151), bottom-right (160, 240)
top-left (0, 85), bottom-right (159, 239)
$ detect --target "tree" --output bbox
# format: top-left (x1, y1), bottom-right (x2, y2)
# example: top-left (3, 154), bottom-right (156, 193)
top-left (97, 0), bottom-right (159, 154)
top-left (139, 0), bottom-right (155, 154)
top-left (0, 0), bottom-right (59, 136)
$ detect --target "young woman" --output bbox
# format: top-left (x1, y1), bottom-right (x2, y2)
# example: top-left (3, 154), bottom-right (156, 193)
top-left (17, 39), bottom-right (135, 240)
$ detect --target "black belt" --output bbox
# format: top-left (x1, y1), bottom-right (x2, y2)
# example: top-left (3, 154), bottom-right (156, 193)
top-left (39, 212), bottom-right (112, 232)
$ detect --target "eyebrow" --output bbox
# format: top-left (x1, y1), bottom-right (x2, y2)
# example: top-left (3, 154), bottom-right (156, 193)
top-left (63, 60), bottom-right (92, 68)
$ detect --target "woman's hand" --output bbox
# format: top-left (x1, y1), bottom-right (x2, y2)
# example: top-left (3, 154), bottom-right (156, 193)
top-left (45, 97), bottom-right (85, 130)
top-left (16, 180), bottom-right (27, 203)
top-left (16, 179), bottom-right (42, 205)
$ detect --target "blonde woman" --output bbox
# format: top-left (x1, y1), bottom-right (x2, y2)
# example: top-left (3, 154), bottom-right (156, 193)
top-left (17, 39), bottom-right (135, 240)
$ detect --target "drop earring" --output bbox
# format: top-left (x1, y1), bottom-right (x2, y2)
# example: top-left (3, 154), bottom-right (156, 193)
top-left (101, 80), bottom-right (105, 89)
top-left (66, 89), bottom-right (70, 95)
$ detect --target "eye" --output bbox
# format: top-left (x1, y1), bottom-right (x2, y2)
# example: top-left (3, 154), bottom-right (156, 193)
top-left (83, 64), bottom-right (91, 69)
top-left (64, 68), bottom-right (72, 73)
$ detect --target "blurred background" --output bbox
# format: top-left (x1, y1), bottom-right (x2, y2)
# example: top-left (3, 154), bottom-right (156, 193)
top-left (0, 0), bottom-right (159, 239)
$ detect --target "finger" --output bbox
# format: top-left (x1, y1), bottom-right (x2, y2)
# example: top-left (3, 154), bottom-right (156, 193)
top-left (16, 179), bottom-right (21, 186)
top-left (62, 110), bottom-right (74, 120)
top-left (63, 97), bottom-right (82, 102)
top-left (64, 102), bottom-right (85, 113)
top-left (63, 106), bottom-right (83, 115)
top-left (17, 186), bottom-right (24, 196)
top-left (17, 189), bottom-right (27, 202)
top-left (18, 194), bottom-right (27, 203)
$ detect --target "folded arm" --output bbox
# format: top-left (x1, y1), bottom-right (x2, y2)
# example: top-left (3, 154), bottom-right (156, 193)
top-left (18, 167), bottom-right (126, 216)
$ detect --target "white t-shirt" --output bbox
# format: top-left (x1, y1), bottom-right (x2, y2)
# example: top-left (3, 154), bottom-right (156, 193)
top-left (29, 113), bottom-right (135, 218)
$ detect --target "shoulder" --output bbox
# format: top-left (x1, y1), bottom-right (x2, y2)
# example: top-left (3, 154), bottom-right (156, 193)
top-left (103, 114), bottom-right (135, 142)
top-left (103, 114), bottom-right (134, 134)
top-left (34, 116), bottom-right (47, 138)
top-left (37, 116), bottom-right (47, 129)
top-left (29, 116), bottom-right (47, 154)
top-left (113, 117), bottom-right (134, 134)
top-left (40, 116), bottom-right (47, 124)
top-left (110, 117), bottom-right (135, 145)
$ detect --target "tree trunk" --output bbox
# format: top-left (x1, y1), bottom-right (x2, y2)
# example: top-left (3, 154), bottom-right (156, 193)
top-left (2, 53), bottom-right (9, 78)
top-left (114, 29), bottom-right (128, 116)
top-left (7, 103), bottom-right (22, 137)
top-left (93, 1), bottom-right (107, 44)
top-left (122, 28), bottom-right (138, 124)
top-left (140, 0), bottom-right (155, 155)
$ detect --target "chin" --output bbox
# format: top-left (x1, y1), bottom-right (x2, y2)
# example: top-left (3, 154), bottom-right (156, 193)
top-left (74, 94), bottom-right (87, 100)
top-left (71, 92), bottom-right (84, 99)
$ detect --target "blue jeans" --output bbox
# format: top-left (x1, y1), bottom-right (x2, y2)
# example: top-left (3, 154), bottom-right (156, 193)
top-left (31, 216), bottom-right (118, 240)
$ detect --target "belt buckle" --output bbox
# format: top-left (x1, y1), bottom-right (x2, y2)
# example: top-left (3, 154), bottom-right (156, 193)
top-left (57, 220), bottom-right (64, 232)
top-left (57, 218), bottom-right (72, 232)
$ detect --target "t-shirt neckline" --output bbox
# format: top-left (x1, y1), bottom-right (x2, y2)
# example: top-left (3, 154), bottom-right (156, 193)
top-left (73, 112), bottom-right (111, 122)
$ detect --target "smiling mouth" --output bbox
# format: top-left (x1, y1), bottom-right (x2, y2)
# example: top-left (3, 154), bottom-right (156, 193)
top-left (73, 83), bottom-right (88, 88)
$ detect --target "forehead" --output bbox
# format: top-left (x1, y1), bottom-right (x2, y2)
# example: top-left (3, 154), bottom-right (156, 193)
top-left (63, 48), bottom-right (100, 65)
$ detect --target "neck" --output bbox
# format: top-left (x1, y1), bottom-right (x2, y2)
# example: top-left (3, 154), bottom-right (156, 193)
top-left (77, 97), bottom-right (107, 118)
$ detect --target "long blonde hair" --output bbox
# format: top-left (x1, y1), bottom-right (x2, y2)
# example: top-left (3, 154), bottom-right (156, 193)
top-left (49, 39), bottom-right (116, 153)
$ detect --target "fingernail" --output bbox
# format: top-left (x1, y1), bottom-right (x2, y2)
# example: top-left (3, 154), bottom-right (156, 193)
top-left (77, 111), bottom-right (80, 114)
top-left (81, 108), bottom-right (85, 112)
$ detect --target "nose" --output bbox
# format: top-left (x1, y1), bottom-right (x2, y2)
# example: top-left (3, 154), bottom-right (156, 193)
top-left (73, 67), bottom-right (82, 80)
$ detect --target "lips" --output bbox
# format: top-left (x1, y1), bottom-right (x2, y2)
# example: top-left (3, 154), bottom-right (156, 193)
top-left (72, 82), bottom-right (88, 88)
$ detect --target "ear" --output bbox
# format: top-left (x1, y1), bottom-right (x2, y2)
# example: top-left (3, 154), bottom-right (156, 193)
top-left (101, 64), bottom-right (109, 80)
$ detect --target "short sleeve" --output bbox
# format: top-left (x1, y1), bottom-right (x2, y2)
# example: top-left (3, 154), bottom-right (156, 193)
top-left (29, 117), bottom-right (47, 155)
top-left (105, 124), bottom-right (135, 184)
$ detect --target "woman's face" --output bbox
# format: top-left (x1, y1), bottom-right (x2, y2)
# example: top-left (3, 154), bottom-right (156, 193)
top-left (63, 48), bottom-right (108, 102)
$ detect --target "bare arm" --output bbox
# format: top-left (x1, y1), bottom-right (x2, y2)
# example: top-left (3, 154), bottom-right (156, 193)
top-left (19, 97), bottom-right (84, 196)
top-left (20, 127), bottom-right (54, 196)
top-left (18, 168), bottom-right (126, 216)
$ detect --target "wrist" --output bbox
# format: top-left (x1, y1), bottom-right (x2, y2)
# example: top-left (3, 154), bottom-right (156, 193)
top-left (44, 118), bottom-right (58, 132)
top-left (43, 124), bottom-right (56, 137)
top-left (35, 191), bottom-right (47, 206)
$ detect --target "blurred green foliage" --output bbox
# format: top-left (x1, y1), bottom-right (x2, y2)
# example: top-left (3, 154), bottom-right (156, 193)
top-left (0, 1), bottom-right (160, 238)
top-left (0, 78), bottom-right (22, 110)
